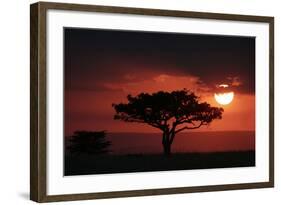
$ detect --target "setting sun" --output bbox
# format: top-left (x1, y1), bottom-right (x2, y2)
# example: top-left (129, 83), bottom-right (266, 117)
top-left (214, 84), bottom-right (234, 105)
top-left (214, 92), bottom-right (234, 105)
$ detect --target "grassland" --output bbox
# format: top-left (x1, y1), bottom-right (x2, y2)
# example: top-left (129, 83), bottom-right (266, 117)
top-left (64, 151), bottom-right (255, 176)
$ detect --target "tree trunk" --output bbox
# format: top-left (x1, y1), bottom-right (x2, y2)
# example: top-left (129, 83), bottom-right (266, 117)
top-left (163, 143), bottom-right (171, 156)
top-left (162, 131), bottom-right (172, 156)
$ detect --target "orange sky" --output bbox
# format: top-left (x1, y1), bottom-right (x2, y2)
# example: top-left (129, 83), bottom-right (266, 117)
top-left (64, 28), bottom-right (255, 137)
top-left (65, 73), bottom-right (255, 135)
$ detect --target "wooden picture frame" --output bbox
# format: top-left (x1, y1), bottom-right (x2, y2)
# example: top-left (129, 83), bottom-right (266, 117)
top-left (30, 1), bottom-right (274, 202)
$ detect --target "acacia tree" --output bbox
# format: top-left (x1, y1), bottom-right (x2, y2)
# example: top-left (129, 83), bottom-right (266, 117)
top-left (113, 89), bottom-right (223, 156)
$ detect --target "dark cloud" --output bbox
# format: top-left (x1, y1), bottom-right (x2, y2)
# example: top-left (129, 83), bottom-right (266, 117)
top-left (64, 28), bottom-right (255, 94)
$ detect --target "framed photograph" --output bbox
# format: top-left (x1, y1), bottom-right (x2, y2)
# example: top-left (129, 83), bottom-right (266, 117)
top-left (30, 2), bottom-right (274, 202)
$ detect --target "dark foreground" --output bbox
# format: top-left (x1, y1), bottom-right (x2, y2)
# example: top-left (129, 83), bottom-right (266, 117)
top-left (64, 151), bottom-right (255, 176)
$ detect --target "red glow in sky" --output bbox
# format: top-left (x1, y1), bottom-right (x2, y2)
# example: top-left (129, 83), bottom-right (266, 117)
top-left (65, 73), bottom-right (255, 135)
top-left (64, 28), bottom-right (255, 153)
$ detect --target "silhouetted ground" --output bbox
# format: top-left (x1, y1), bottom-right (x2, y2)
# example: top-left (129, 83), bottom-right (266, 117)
top-left (64, 151), bottom-right (255, 176)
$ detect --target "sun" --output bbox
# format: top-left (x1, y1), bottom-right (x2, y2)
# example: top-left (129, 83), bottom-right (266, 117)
top-left (214, 84), bottom-right (234, 105)
top-left (214, 92), bottom-right (234, 105)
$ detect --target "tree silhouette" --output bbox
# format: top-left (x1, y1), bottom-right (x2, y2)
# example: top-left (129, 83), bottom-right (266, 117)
top-left (113, 89), bottom-right (223, 156)
top-left (67, 131), bottom-right (111, 155)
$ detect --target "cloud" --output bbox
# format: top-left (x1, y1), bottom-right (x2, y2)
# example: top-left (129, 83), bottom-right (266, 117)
top-left (123, 74), bottom-right (137, 80)
top-left (227, 76), bottom-right (243, 87)
top-left (101, 73), bottom-right (211, 97)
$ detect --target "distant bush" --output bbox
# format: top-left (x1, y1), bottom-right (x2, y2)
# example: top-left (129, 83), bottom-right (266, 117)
top-left (67, 130), bottom-right (111, 155)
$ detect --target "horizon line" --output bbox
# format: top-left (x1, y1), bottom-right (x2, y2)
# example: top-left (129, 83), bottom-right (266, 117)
top-left (65, 130), bottom-right (255, 136)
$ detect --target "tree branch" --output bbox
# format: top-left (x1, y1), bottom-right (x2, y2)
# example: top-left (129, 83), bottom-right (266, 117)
top-left (175, 122), bottom-right (206, 134)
